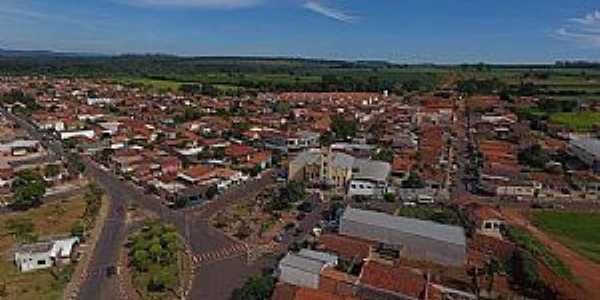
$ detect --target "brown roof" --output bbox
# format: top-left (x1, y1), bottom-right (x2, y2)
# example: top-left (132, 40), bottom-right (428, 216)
top-left (271, 283), bottom-right (298, 300)
top-left (294, 288), bottom-right (359, 300)
top-left (358, 262), bottom-right (426, 299)
top-left (182, 165), bottom-right (213, 179)
top-left (319, 234), bottom-right (372, 261)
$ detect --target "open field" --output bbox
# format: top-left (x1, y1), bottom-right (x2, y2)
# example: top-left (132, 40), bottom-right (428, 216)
top-left (532, 211), bottom-right (600, 264)
top-left (548, 112), bottom-right (600, 131)
top-left (0, 195), bottom-right (87, 300)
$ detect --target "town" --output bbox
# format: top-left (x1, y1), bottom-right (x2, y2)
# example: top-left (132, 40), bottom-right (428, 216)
top-left (0, 64), bottom-right (598, 300)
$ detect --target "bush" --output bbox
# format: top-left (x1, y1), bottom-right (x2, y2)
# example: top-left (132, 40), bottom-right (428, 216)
top-left (127, 221), bottom-right (183, 295)
top-left (231, 275), bottom-right (275, 300)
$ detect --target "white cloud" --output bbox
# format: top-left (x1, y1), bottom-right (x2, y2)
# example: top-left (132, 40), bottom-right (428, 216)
top-left (303, 1), bottom-right (355, 23)
top-left (555, 27), bottom-right (600, 46)
top-left (555, 10), bottom-right (600, 47)
top-left (122, 0), bottom-right (262, 8)
top-left (569, 10), bottom-right (600, 26)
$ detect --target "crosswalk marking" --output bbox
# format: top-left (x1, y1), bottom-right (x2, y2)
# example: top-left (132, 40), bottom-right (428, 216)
top-left (193, 243), bottom-right (250, 266)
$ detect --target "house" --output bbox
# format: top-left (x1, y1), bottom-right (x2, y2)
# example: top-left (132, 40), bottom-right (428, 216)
top-left (289, 149), bottom-right (391, 197)
top-left (178, 165), bottom-right (214, 185)
top-left (470, 206), bottom-right (505, 238)
top-left (340, 207), bottom-right (466, 266)
top-left (278, 249), bottom-right (338, 289)
top-left (157, 156), bottom-right (182, 175)
top-left (0, 168), bottom-right (14, 188)
top-left (87, 97), bottom-right (115, 106)
top-left (347, 159), bottom-right (391, 198)
top-left (60, 129), bottom-right (95, 140)
top-left (287, 131), bottom-right (320, 152)
top-left (246, 151), bottom-right (272, 171)
top-left (357, 261), bottom-right (429, 300)
top-left (317, 233), bottom-right (373, 261)
top-left (0, 140), bottom-right (41, 157)
top-left (14, 237), bottom-right (79, 272)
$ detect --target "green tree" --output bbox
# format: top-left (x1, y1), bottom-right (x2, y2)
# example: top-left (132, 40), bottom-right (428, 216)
top-left (373, 147), bottom-right (395, 163)
top-left (384, 192), bottom-right (396, 203)
top-left (231, 275), bottom-right (275, 300)
top-left (205, 185), bottom-right (218, 200)
top-left (44, 164), bottom-right (62, 179)
top-left (12, 170), bottom-right (46, 209)
top-left (401, 171), bottom-right (425, 189)
top-left (70, 221), bottom-right (86, 239)
top-left (331, 115), bottom-right (358, 141)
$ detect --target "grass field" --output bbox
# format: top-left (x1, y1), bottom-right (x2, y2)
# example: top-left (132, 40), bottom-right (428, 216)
top-left (0, 195), bottom-right (87, 300)
top-left (533, 211), bottom-right (600, 264)
top-left (549, 112), bottom-right (600, 131)
top-left (117, 78), bottom-right (184, 92)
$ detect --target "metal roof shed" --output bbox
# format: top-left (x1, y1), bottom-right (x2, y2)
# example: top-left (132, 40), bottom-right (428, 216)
top-left (340, 207), bottom-right (466, 266)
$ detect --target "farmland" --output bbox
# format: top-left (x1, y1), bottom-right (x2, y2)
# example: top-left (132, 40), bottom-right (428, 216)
top-left (532, 211), bottom-right (600, 264)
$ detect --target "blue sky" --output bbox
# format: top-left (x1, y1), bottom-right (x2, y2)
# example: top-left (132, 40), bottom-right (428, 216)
top-left (1, 0), bottom-right (599, 63)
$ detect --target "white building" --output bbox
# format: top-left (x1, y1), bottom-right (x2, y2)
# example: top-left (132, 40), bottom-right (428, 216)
top-left (86, 97), bottom-right (115, 106)
top-left (15, 237), bottom-right (79, 272)
top-left (278, 249), bottom-right (338, 289)
top-left (60, 130), bottom-right (95, 140)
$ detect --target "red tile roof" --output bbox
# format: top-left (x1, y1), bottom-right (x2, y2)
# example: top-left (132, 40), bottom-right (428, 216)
top-left (319, 234), bottom-right (372, 261)
top-left (358, 262), bottom-right (427, 299)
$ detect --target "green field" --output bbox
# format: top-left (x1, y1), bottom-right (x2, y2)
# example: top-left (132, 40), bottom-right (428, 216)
top-left (533, 211), bottom-right (600, 264)
top-left (549, 112), bottom-right (600, 131)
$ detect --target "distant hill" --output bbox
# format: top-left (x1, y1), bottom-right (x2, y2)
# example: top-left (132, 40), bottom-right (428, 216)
top-left (0, 48), bottom-right (101, 58)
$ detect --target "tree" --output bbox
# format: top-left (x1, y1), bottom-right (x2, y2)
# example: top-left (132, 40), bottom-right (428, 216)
top-left (518, 144), bottom-right (549, 170)
top-left (205, 185), bottom-right (218, 200)
top-left (384, 192), bottom-right (396, 203)
top-left (133, 250), bottom-right (150, 272)
top-left (331, 115), bottom-right (358, 141)
top-left (12, 170), bottom-right (46, 209)
top-left (70, 221), bottom-right (86, 239)
top-left (319, 131), bottom-right (335, 146)
top-left (231, 275), bottom-right (275, 300)
top-left (401, 171), bottom-right (425, 189)
top-left (44, 164), bottom-right (62, 179)
top-left (485, 256), bottom-right (500, 292)
top-left (373, 147), bottom-right (395, 163)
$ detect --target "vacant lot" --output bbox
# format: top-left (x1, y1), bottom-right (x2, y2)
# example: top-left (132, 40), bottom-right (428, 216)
top-left (532, 211), bottom-right (600, 264)
top-left (549, 112), bottom-right (600, 131)
top-left (0, 195), bottom-right (86, 300)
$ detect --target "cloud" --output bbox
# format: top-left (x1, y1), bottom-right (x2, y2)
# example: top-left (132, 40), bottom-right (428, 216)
top-left (569, 10), bottom-right (600, 26)
top-left (555, 10), bottom-right (600, 47)
top-left (121, 0), bottom-right (262, 8)
top-left (303, 1), bottom-right (355, 23)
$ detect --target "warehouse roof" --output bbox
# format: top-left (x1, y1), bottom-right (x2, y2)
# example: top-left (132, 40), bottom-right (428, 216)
top-left (571, 138), bottom-right (600, 158)
top-left (341, 207), bottom-right (466, 246)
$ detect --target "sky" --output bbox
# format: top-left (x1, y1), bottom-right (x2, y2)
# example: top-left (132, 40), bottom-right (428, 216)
top-left (1, 0), bottom-right (600, 64)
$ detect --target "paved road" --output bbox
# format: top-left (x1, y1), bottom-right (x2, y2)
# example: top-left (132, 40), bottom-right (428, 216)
top-left (2, 109), bottom-right (279, 299)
